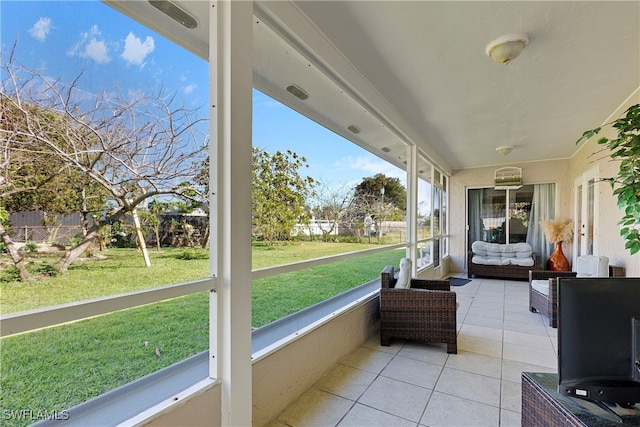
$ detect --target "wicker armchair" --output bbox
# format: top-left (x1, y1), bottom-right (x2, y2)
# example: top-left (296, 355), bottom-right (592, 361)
top-left (528, 270), bottom-right (577, 328)
top-left (529, 262), bottom-right (625, 328)
top-left (380, 265), bottom-right (457, 353)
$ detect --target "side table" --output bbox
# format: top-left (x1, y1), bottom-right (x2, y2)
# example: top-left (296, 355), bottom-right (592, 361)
top-left (522, 372), bottom-right (640, 426)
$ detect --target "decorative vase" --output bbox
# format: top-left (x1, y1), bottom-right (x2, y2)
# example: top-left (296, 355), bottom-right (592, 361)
top-left (547, 241), bottom-right (570, 271)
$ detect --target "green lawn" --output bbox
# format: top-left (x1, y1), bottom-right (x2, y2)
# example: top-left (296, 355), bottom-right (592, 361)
top-left (0, 243), bottom-right (403, 427)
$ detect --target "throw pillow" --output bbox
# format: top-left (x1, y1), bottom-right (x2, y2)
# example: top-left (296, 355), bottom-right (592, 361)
top-left (395, 257), bottom-right (412, 289)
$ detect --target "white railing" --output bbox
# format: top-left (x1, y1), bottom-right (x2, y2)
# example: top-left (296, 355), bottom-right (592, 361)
top-left (1, 241), bottom-right (412, 338)
top-left (0, 278), bottom-right (216, 337)
top-left (251, 242), bottom-right (406, 280)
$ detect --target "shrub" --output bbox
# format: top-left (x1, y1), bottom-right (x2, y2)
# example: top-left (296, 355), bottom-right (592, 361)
top-left (24, 241), bottom-right (38, 252)
top-left (34, 263), bottom-right (60, 277)
top-left (0, 266), bottom-right (20, 282)
top-left (176, 248), bottom-right (209, 260)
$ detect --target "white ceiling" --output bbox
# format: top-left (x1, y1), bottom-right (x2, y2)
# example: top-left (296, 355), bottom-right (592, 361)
top-left (105, 1), bottom-right (640, 174)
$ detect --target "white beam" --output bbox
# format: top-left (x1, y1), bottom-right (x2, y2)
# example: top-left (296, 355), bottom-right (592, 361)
top-left (209, 1), bottom-right (253, 425)
top-left (406, 144), bottom-right (418, 274)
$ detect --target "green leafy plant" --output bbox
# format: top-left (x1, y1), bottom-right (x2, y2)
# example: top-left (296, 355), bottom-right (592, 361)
top-left (577, 103), bottom-right (640, 255)
top-left (176, 248), bottom-right (209, 260)
top-left (24, 241), bottom-right (38, 253)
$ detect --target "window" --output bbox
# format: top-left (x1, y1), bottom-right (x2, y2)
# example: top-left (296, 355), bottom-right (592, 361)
top-left (1, 1), bottom-right (211, 421)
top-left (415, 159), bottom-right (449, 270)
top-left (468, 184), bottom-right (556, 259)
top-left (251, 89), bottom-right (408, 328)
top-left (468, 186), bottom-right (534, 248)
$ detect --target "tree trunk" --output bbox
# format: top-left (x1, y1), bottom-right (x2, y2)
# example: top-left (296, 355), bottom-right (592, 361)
top-left (0, 223), bottom-right (30, 281)
top-left (131, 208), bottom-right (151, 267)
top-left (58, 225), bottom-right (99, 273)
top-left (200, 223), bottom-right (210, 249)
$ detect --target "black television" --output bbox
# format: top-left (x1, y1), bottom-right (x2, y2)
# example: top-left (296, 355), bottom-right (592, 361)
top-left (558, 277), bottom-right (640, 405)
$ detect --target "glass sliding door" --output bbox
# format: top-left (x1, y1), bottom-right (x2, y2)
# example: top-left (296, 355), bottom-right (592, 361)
top-left (467, 185), bottom-right (534, 250)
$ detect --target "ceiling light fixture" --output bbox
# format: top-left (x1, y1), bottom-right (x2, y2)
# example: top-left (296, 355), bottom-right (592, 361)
top-left (286, 84), bottom-right (309, 100)
top-left (485, 34), bottom-right (529, 65)
top-left (496, 145), bottom-right (514, 156)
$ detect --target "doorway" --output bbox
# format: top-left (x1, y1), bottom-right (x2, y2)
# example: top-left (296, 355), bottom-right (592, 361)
top-left (574, 167), bottom-right (598, 259)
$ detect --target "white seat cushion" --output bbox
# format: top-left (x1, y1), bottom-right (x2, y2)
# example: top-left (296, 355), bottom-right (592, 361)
top-left (471, 241), bottom-right (533, 266)
top-left (531, 279), bottom-right (550, 296)
top-left (395, 257), bottom-right (412, 289)
top-left (576, 255), bottom-right (609, 277)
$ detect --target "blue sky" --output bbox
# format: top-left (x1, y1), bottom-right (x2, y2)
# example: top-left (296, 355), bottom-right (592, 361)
top-left (2, 0), bottom-right (405, 193)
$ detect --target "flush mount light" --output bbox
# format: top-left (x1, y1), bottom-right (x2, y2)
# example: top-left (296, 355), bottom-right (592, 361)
top-left (286, 84), bottom-right (309, 100)
top-left (381, 147), bottom-right (391, 153)
top-left (347, 125), bottom-right (361, 134)
top-left (486, 34), bottom-right (529, 65)
top-left (496, 145), bottom-right (514, 156)
top-left (148, 1), bottom-right (198, 29)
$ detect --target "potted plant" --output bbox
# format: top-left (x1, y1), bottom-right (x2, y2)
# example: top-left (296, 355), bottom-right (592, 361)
top-left (576, 103), bottom-right (640, 255)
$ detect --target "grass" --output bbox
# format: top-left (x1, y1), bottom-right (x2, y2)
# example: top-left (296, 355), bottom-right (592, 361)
top-left (0, 242), bottom-right (403, 427)
top-left (252, 250), bottom-right (404, 325)
top-left (0, 248), bottom-right (210, 314)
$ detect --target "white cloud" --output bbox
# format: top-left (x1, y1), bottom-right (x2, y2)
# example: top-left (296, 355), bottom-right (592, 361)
top-left (28, 17), bottom-right (52, 41)
top-left (83, 38), bottom-right (110, 64)
top-left (67, 25), bottom-right (111, 64)
top-left (346, 155), bottom-right (406, 183)
top-left (184, 83), bottom-right (197, 95)
top-left (121, 32), bottom-right (155, 67)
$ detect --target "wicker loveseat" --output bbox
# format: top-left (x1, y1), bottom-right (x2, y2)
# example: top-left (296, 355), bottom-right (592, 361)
top-left (379, 265), bottom-right (457, 353)
top-left (467, 241), bottom-right (539, 280)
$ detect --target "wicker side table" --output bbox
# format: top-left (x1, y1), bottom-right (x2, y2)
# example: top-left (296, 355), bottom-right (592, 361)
top-left (521, 372), bottom-right (640, 426)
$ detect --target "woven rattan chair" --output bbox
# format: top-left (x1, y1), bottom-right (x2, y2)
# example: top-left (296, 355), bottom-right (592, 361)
top-left (528, 270), bottom-right (577, 328)
top-left (529, 260), bottom-right (624, 328)
top-left (380, 265), bottom-right (457, 353)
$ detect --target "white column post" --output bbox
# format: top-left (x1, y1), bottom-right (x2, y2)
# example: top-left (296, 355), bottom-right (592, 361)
top-left (209, 1), bottom-right (253, 426)
top-left (406, 144), bottom-right (418, 275)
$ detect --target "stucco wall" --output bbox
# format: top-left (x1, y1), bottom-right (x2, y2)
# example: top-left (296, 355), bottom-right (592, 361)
top-left (139, 381), bottom-right (221, 427)
top-left (449, 90), bottom-right (639, 277)
top-left (449, 159), bottom-right (573, 274)
top-left (568, 90), bottom-right (640, 276)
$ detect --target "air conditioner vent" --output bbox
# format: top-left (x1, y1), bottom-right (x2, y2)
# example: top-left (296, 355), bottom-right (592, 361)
top-left (149, 1), bottom-right (198, 29)
top-left (495, 167), bottom-right (522, 190)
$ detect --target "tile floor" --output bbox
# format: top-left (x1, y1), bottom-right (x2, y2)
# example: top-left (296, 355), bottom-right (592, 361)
top-left (266, 276), bottom-right (559, 426)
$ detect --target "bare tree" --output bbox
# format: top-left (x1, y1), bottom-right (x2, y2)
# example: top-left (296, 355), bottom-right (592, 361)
top-left (0, 207), bottom-right (29, 280)
top-left (341, 192), bottom-right (397, 244)
top-left (1, 51), bottom-right (208, 273)
top-left (310, 181), bottom-right (353, 242)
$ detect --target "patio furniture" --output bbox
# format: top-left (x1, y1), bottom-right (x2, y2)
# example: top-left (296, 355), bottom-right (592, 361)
top-left (529, 255), bottom-right (614, 328)
top-left (379, 265), bottom-right (457, 353)
top-left (468, 241), bottom-right (539, 280)
top-left (528, 271), bottom-right (577, 328)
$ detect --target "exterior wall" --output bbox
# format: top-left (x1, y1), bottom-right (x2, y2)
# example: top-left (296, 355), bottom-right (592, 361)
top-left (449, 159), bottom-right (573, 274)
top-left (140, 382), bottom-right (221, 427)
top-left (568, 91), bottom-right (640, 276)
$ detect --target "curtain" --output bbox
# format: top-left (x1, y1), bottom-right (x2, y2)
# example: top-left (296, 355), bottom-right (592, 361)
top-left (527, 183), bottom-right (556, 262)
top-left (468, 189), bottom-right (484, 251)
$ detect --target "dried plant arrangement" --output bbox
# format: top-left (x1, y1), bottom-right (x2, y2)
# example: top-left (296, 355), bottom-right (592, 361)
top-left (540, 218), bottom-right (574, 243)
